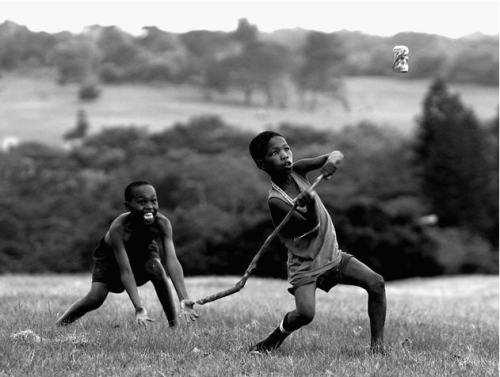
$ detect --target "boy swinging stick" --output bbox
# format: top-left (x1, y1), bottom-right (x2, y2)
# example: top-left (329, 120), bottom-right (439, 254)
top-left (246, 131), bottom-right (387, 354)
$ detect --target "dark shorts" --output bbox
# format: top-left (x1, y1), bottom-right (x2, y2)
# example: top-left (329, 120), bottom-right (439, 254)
top-left (91, 237), bottom-right (160, 293)
top-left (288, 252), bottom-right (354, 295)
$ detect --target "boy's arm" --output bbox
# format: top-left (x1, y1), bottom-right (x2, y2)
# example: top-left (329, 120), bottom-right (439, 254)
top-left (293, 150), bottom-right (344, 179)
top-left (269, 196), bottom-right (318, 239)
top-left (108, 226), bottom-right (152, 326)
top-left (159, 217), bottom-right (199, 321)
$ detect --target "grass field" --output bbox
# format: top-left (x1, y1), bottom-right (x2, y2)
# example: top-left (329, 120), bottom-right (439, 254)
top-left (0, 70), bottom-right (498, 147)
top-left (1, 274), bottom-right (498, 376)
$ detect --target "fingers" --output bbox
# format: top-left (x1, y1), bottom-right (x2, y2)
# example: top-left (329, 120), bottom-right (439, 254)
top-left (179, 310), bottom-right (199, 320)
top-left (321, 165), bottom-right (337, 179)
top-left (177, 300), bottom-right (200, 324)
top-left (322, 154), bottom-right (342, 179)
top-left (296, 191), bottom-right (315, 206)
top-left (179, 308), bottom-right (199, 325)
top-left (135, 313), bottom-right (155, 326)
top-left (136, 318), bottom-right (154, 326)
top-left (184, 314), bottom-right (198, 323)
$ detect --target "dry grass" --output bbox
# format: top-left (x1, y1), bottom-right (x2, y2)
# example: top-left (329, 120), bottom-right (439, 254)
top-left (0, 274), bottom-right (498, 376)
top-left (0, 70), bottom-right (498, 147)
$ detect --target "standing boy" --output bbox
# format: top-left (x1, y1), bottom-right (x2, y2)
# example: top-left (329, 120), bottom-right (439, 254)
top-left (248, 131), bottom-right (386, 354)
top-left (56, 181), bottom-right (198, 327)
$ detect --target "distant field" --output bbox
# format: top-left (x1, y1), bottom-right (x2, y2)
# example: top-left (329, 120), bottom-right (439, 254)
top-left (0, 70), bottom-right (498, 147)
top-left (0, 274), bottom-right (498, 376)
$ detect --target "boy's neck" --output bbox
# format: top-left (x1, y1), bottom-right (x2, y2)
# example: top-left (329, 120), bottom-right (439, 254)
top-left (270, 172), bottom-right (294, 188)
top-left (125, 213), bottom-right (155, 230)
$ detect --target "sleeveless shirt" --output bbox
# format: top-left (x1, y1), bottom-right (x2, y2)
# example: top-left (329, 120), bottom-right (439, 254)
top-left (268, 172), bottom-right (342, 286)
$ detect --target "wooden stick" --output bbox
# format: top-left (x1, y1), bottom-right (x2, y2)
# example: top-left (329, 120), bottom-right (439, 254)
top-left (196, 174), bottom-right (325, 305)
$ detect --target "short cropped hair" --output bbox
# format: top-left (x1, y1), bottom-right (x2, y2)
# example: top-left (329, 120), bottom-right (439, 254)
top-left (249, 131), bottom-right (283, 163)
top-left (124, 180), bottom-right (152, 202)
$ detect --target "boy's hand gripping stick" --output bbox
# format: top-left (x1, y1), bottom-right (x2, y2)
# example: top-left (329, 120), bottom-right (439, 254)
top-left (196, 174), bottom-right (326, 306)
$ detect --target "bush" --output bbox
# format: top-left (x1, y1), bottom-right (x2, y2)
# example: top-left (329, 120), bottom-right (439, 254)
top-left (99, 62), bottom-right (125, 83)
top-left (426, 227), bottom-right (499, 275)
top-left (78, 82), bottom-right (101, 101)
top-left (333, 197), bottom-right (442, 281)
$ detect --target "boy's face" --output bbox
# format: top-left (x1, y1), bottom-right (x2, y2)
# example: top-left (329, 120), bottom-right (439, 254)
top-left (125, 185), bottom-right (158, 225)
top-left (260, 136), bottom-right (293, 175)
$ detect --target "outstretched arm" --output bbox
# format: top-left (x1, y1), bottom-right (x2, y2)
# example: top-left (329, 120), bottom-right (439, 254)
top-left (108, 228), bottom-right (153, 326)
top-left (160, 218), bottom-right (199, 321)
top-left (293, 150), bottom-right (344, 179)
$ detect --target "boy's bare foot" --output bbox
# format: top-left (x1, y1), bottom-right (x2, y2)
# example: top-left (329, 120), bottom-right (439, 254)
top-left (368, 343), bottom-right (389, 355)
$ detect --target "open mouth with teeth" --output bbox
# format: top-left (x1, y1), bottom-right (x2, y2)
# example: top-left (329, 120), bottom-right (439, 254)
top-left (143, 212), bottom-right (155, 222)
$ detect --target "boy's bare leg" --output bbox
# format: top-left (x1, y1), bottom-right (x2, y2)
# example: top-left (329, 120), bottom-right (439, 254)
top-left (56, 282), bottom-right (109, 326)
top-left (250, 283), bottom-right (317, 352)
top-left (287, 282), bottom-right (317, 330)
top-left (144, 258), bottom-right (177, 326)
top-left (339, 258), bottom-right (386, 353)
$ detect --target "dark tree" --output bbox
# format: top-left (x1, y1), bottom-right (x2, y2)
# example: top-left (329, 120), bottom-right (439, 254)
top-left (51, 36), bottom-right (100, 85)
top-left (231, 18), bottom-right (259, 44)
top-left (297, 31), bottom-right (349, 111)
top-left (413, 79), bottom-right (496, 243)
top-left (92, 25), bottom-right (140, 68)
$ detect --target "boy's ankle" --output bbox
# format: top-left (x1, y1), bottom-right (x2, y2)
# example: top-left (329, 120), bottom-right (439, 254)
top-left (249, 327), bottom-right (290, 353)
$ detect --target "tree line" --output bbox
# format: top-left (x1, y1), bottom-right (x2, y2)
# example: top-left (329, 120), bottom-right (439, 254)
top-left (0, 79), bottom-right (497, 280)
top-left (0, 19), bottom-right (498, 107)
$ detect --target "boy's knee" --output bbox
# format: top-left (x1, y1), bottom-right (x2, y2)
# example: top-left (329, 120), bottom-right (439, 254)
top-left (368, 273), bottom-right (385, 296)
top-left (296, 308), bottom-right (315, 326)
top-left (86, 292), bottom-right (106, 310)
top-left (144, 258), bottom-right (166, 281)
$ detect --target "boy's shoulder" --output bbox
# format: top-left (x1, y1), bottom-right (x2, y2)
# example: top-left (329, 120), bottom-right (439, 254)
top-left (109, 212), bottom-right (130, 230)
top-left (154, 212), bottom-right (171, 228)
top-left (104, 213), bottom-right (129, 244)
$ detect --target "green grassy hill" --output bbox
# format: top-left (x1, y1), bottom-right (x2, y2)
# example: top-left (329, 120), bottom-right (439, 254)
top-left (1, 70), bottom-right (498, 147)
